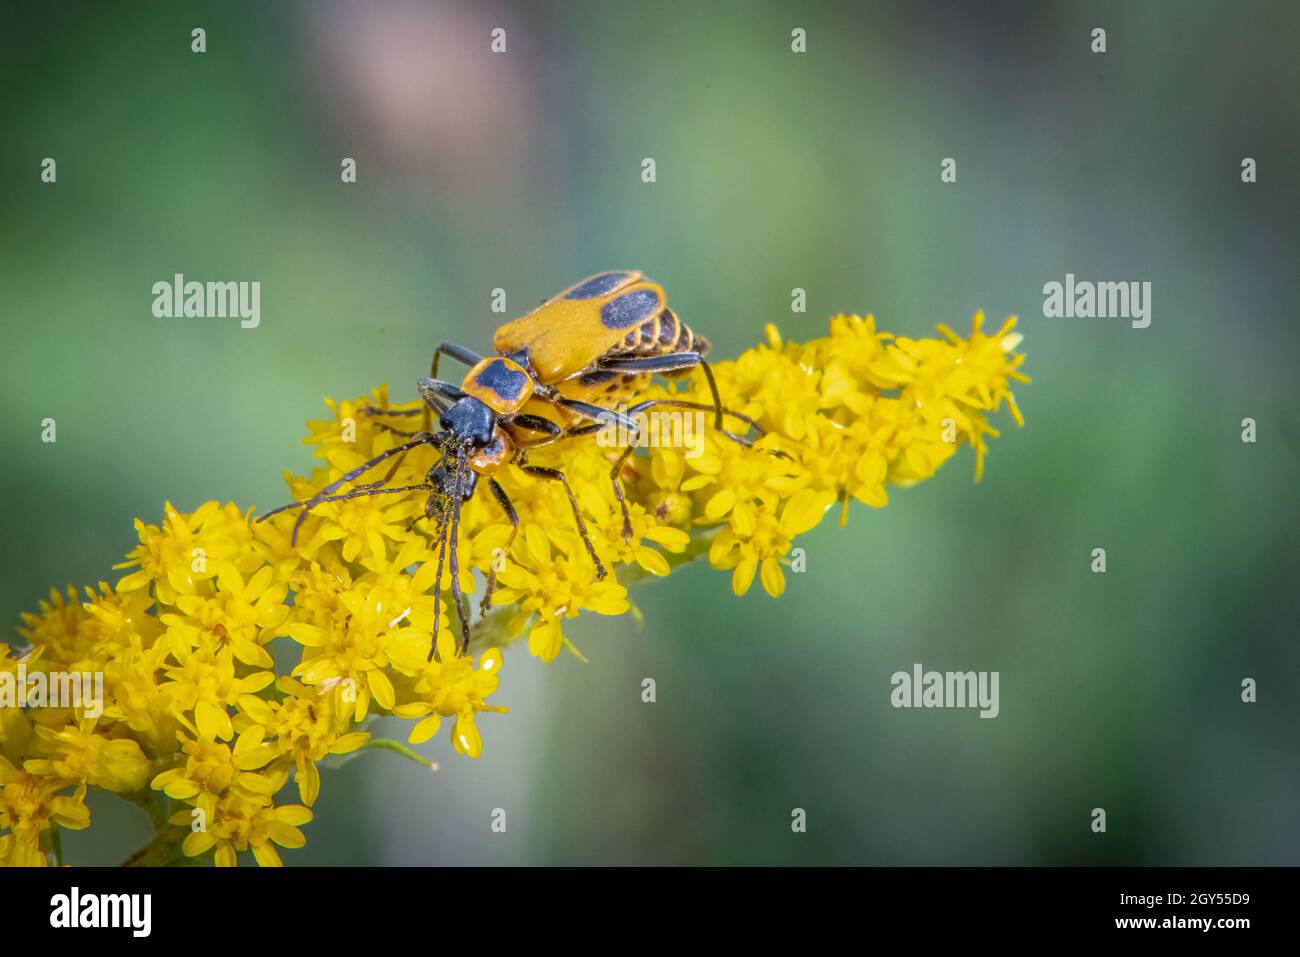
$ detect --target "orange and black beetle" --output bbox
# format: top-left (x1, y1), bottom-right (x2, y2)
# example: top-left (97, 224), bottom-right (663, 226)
top-left (259, 272), bottom-right (764, 659)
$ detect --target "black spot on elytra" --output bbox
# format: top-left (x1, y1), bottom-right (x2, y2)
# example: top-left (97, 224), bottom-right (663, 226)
top-left (601, 288), bottom-right (661, 329)
top-left (565, 272), bottom-right (630, 300)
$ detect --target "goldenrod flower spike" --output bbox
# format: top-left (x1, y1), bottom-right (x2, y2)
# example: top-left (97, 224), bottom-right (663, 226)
top-left (3, 313), bottom-right (1027, 866)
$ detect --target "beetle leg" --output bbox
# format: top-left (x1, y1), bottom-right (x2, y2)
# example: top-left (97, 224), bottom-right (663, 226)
top-left (428, 344), bottom-right (482, 433)
top-left (359, 405), bottom-right (423, 417)
top-left (430, 342), bottom-right (483, 381)
top-left (590, 353), bottom-right (742, 437)
top-left (558, 418), bottom-right (639, 543)
top-left (480, 479), bottom-right (520, 615)
top-left (519, 464), bottom-right (607, 580)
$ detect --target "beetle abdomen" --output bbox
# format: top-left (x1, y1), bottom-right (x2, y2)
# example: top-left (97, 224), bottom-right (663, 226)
top-left (612, 308), bottom-right (709, 361)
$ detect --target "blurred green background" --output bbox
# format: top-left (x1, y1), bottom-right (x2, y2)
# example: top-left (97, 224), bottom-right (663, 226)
top-left (3, 0), bottom-right (1297, 865)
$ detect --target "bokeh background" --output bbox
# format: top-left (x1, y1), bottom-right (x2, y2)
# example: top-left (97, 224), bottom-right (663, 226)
top-left (2, 0), bottom-right (1297, 865)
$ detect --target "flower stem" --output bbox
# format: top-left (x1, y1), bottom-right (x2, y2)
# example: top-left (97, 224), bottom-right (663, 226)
top-left (364, 738), bottom-right (439, 770)
top-left (121, 827), bottom-right (186, 867)
top-left (125, 787), bottom-right (168, 829)
top-left (48, 826), bottom-right (63, 867)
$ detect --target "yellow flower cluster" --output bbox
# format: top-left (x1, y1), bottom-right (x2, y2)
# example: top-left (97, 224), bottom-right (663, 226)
top-left (1, 312), bottom-right (1026, 866)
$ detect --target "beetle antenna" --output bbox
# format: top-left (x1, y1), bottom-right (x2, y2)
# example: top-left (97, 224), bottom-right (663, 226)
top-left (257, 433), bottom-right (436, 545)
top-left (428, 444), bottom-right (474, 662)
top-left (428, 477), bottom-right (454, 664)
top-left (447, 449), bottom-right (472, 656)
